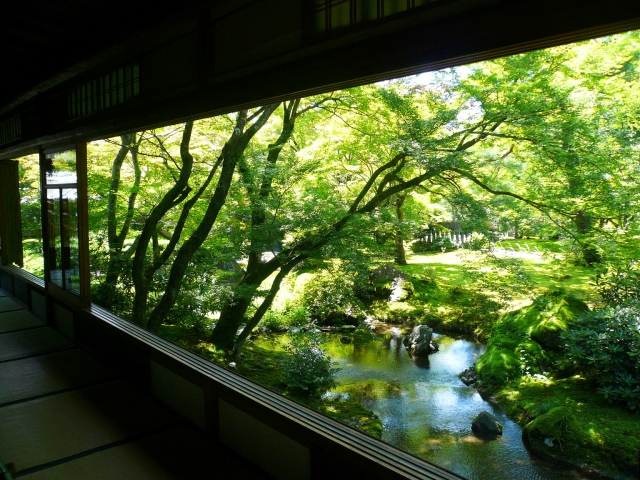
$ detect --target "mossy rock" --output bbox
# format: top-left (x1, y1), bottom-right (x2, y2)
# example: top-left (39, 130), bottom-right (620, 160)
top-left (477, 293), bottom-right (588, 387)
top-left (523, 406), bottom-right (574, 453)
top-left (476, 346), bottom-right (521, 387)
top-left (531, 294), bottom-right (588, 349)
top-left (530, 316), bottom-right (566, 350)
top-left (486, 333), bottom-right (520, 351)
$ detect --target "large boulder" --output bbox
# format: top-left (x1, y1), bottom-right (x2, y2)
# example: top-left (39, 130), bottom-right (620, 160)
top-left (472, 411), bottom-right (503, 435)
top-left (370, 265), bottom-right (414, 302)
top-left (403, 325), bottom-right (439, 357)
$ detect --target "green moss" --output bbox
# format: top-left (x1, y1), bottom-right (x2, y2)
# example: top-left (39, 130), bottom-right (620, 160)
top-left (498, 376), bottom-right (640, 477)
top-left (311, 397), bottom-right (383, 439)
top-left (476, 293), bottom-right (588, 388)
top-left (476, 292), bottom-right (640, 474)
top-left (523, 406), bottom-right (574, 451)
top-left (476, 345), bottom-right (521, 386)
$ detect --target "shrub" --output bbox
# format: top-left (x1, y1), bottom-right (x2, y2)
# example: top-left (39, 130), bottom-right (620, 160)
top-left (300, 267), bottom-right (366, 326)
top-left (462, 232), bottom-right (489, 251)
top-left (281, 331), bottom-right (339, 397)
top-left (594, 259), bottom-right (640, 306)
top-left (568, 240), bottom-right (603, 266)
top-left (561, 300), bottom-right (640, 411)
top-left (260, 305), bottom-right (309, 332)
top-left (410, 236), bottom-right (457, 253)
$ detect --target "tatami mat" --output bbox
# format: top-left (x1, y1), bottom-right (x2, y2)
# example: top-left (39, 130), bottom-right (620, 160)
top-left (0, 289), bottom-right (270, 479)
top-left (0, 380), bottom-right (179, 473)
top-left (0, 310), bottom-right (45, 333)
top-left (0, 296), bottom-right (23, 312)
top-left (0, 327), bottom-right (75, 362)
top-left (19, 425), bottom-right (269, 480)
top-left (0, 348), bottom-right (116, 406)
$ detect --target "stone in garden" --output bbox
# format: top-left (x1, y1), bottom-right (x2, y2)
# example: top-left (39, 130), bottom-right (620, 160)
top-left (472, 411), bottom-right (503, 435)
top-left (370, 265), bottom-right (414, 302)
top-left (403, 325), bottom-right (439, 357)
top-left (459, 365), bottom-right (479, 386)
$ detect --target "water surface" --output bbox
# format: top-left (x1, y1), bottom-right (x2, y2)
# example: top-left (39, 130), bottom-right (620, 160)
top-left (257, 331), bottom-right (602, 479)
top-left (323, 330), bottom-right (594, 480)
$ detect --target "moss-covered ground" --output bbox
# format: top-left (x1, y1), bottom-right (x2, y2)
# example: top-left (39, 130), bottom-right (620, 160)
top-left (470, 292), bottom-right (640, 478)
top-left (497, 375), bottom-right (640, 478)
top-left (369, 244), bottom-right (595, 340)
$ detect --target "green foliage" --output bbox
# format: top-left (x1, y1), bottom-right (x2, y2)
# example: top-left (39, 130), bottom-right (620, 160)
top-left (594, 259), bottom-right (640, 306)
top-left (299, 266), bottom-right (366, 326)
top-left (462, 232), bottom-right (489, 251)
top-left (567, 240), bottom-right (604, 267)
top-left (410, 236), bottom-right (457, 253)
top-left (280, 331), bottom-right (339, 397)
top-left (561, 300), bottom-right (640, 411)
top-left (261, 305), bottom-right (309, 331)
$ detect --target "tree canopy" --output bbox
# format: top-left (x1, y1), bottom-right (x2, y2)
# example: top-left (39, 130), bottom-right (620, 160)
top-left (84, 31), bottom-right (640, 352)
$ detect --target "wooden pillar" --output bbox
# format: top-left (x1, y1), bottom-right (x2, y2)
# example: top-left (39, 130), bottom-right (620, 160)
top-left (0, 160), bottom-right (23, 267)
top-left (76, 142), bottom-right (91, 308)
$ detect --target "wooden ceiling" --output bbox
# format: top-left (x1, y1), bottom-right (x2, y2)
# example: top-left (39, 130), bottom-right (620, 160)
top-left (0, 1), bottom-right (202, 111)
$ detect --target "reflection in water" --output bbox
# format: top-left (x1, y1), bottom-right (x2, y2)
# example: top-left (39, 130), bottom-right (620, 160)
top-left (322, 333), bottom-right (604, 480)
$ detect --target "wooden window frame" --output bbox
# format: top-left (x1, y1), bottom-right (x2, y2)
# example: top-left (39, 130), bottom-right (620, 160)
top-left (40, 143), bottom-right (91, 308)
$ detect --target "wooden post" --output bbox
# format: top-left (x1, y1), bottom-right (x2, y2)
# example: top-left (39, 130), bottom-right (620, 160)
top-left (0, 160), bottom-right (23, 267)
top-left (75, 142), bottom-right (91, 308)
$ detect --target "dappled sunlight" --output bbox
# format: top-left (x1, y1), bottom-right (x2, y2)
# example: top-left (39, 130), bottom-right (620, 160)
top-left (458, 435), bottom-right (491, 445)
top-left (587, 428), bottom-right (604, 445)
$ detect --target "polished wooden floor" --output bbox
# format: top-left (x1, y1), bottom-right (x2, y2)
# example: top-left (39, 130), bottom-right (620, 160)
top-left (0, 289), bottom-right (272, 479)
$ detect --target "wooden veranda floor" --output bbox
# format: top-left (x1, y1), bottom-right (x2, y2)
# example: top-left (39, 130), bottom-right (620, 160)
top-left (0, 289), bottom-right (271, 480)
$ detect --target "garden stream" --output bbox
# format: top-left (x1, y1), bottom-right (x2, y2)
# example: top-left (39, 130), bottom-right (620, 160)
top-left (257, 330), bottom-right (604, 480)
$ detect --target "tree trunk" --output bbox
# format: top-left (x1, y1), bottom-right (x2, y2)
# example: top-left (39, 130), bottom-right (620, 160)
top-left (146, 141), bottom-right (245, 331)
top-left (209, 154), bottom-right (442, 350)
top-left (97, 133), bottom-right (137, 309)
top-left (145, 104), bottom-right (280, 331)
top-left (210, 296), bottom-right (255, 350)
top-left (394, 194), bottom-right (407, 265)
top-left (394, 233), bottom-right (407, 265)
top-left (232, 257), bottom-right (303, 357)
top-left (131, 122), bottom-right (195, 327)
top-left (575, 210), bottom-right (592, 234)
